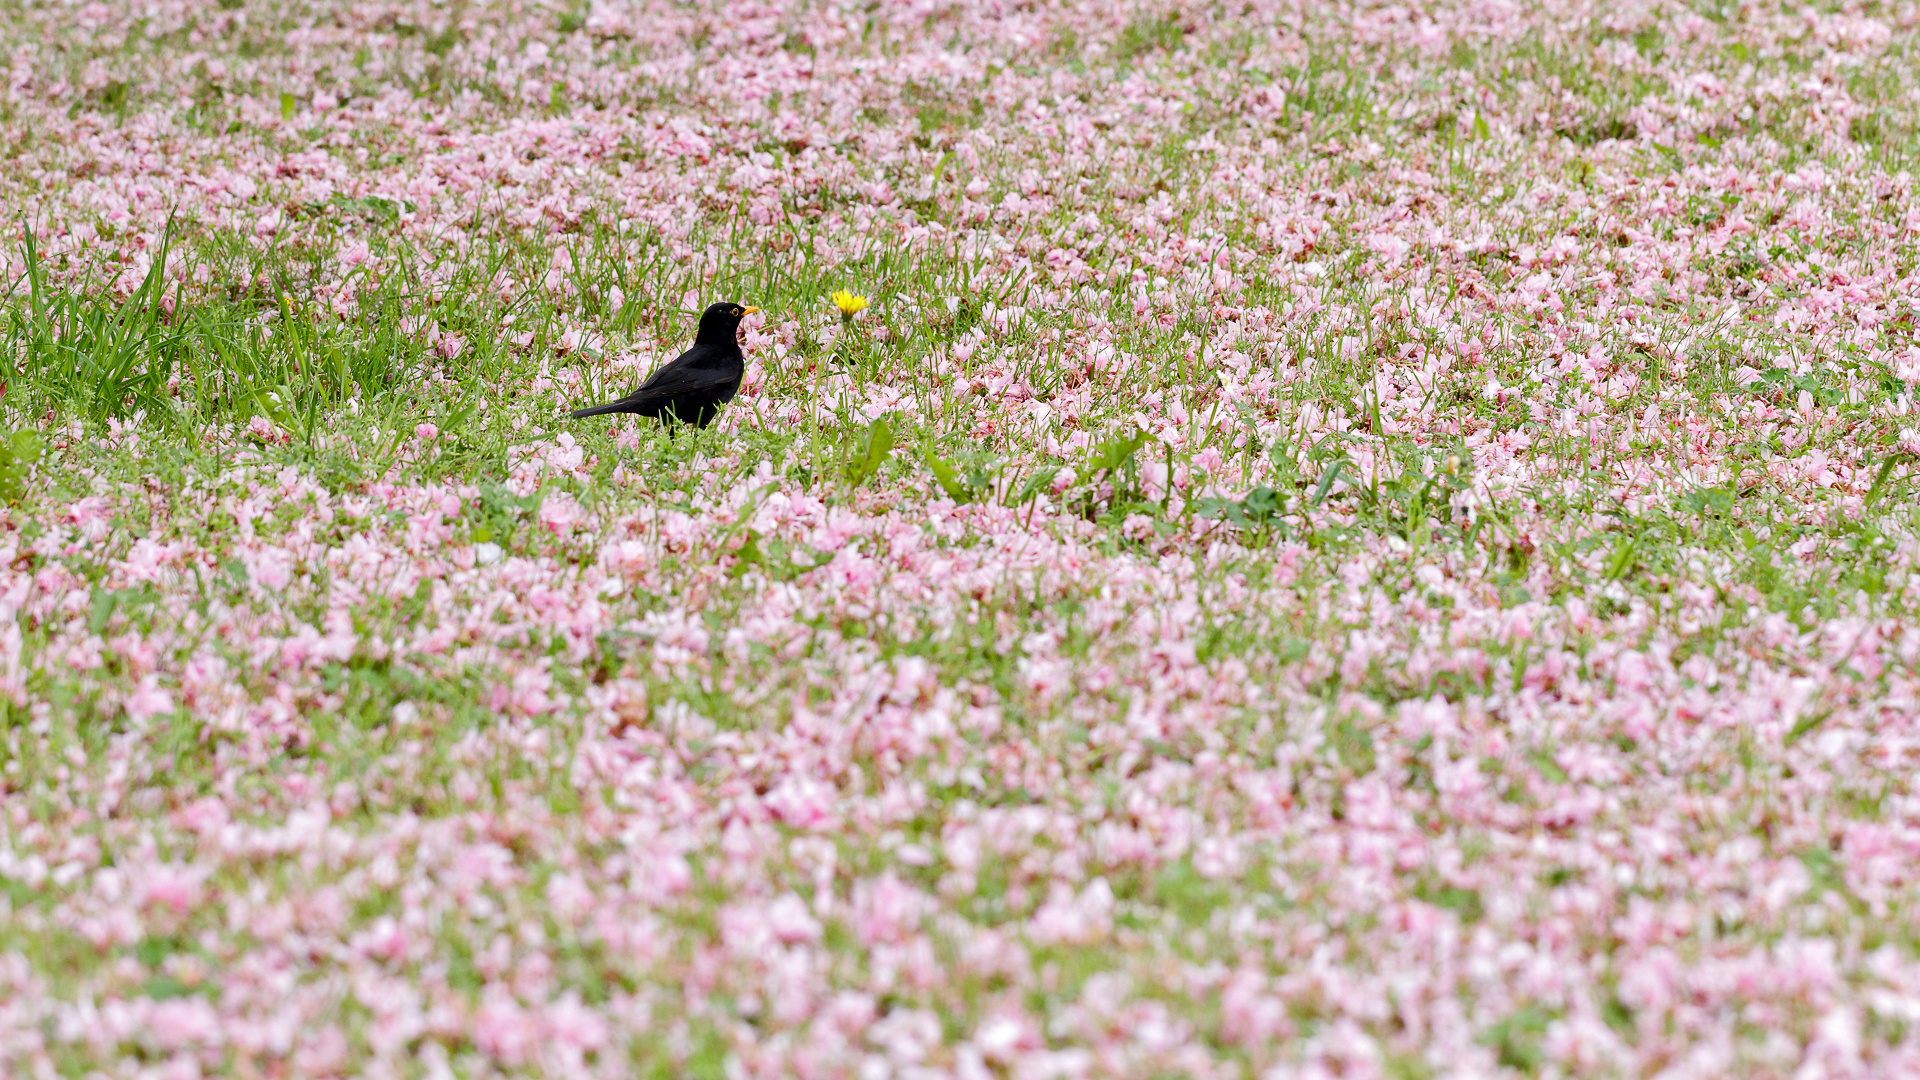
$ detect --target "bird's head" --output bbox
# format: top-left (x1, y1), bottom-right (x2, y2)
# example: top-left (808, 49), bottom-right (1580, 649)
top-left (696, 301), bottom-right (760, 344)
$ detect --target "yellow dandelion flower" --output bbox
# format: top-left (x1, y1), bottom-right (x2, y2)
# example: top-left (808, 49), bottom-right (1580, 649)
top-left (831, 289), bottom-right (869, 318)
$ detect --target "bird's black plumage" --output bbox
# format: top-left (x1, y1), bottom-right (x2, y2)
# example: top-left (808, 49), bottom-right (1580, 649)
top-left (570, 301), bottom-right (758, 428)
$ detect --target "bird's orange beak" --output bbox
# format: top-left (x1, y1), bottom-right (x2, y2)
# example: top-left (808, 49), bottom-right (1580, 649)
top-left (741, 306), bottom-right (761, 315)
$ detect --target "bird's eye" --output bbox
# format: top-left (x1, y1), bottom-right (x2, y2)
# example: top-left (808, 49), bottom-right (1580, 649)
top-left (732, 307), bottom-right (743, 316)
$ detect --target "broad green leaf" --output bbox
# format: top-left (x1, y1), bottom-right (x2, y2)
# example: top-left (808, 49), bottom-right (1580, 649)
top-left (9, 431), bottom-right (42, 465)
top-left (846, 415), bottom-right (894, 486)
top-left (1307, 459), bottom-right (1345, 508)
top-left (1087, 428), bottom-right (1147, 473)
top-left (729, 534), bottom-right (764, 578)
top-left (926, 452), bottom-right (972, 502)
top-left (1009, 466), bottom-right (1059, 506)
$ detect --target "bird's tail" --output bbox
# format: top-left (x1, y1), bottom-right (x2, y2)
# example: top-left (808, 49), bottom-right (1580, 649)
top-left (570, 399), bottom-right (632, 419)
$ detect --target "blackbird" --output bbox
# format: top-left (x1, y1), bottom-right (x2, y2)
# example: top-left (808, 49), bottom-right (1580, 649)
top-left (569, 301), bottom-right (759, 428)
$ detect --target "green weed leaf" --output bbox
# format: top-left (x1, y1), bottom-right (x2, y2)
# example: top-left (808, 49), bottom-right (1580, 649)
top-left (1478, 1006), bottom-right (1552, 1072)
top-left (1196, 485), bottom-right (1286, 533)
top-left (0, 427), bottom-right (44, 504)
top-left (1009, 466), bottom-right (1059, 506)
top-left (846, 415), bottom-right (894, 486)
top-left (926, 452), bottom-right (972, 502)
top-left (1307, 459), bottom-right (1345, 508)
top-left (1087, 428), bottom-right (1147, 473)
top-left (729, 533), bottom-right (764, 578)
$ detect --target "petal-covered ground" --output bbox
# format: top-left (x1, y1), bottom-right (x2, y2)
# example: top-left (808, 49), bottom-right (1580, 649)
top-left (4, 0), bottom-right (1920, 1077)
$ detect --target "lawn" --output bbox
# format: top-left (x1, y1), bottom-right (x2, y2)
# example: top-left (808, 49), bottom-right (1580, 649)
top-left (3, 0), bottom-right (1920, 1076)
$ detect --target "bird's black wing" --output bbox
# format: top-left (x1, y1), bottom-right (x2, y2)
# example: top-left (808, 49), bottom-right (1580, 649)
top-left (569, 352), bottom-right (737, 418)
